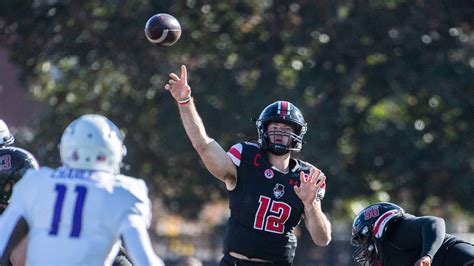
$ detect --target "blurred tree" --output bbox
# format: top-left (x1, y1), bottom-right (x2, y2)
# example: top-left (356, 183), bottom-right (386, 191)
top-left (0, 0), bottom-right (472, 221)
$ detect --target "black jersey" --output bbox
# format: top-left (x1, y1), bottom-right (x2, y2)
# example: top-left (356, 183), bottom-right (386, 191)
top-left (224, 142), bottom-right (325, 264)
top-left (376, 215), bottom-right (473, 266)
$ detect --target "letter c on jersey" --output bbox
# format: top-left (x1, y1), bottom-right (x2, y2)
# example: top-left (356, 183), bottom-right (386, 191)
top-left (253, 153), bottom-right (261, 167)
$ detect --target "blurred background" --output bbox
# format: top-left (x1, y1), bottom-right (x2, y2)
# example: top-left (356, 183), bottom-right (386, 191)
top-left (0, 0), bottom-right (473, 265)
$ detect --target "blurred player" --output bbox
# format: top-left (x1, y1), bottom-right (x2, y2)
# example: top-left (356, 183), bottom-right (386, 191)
top-left (351, 202), bottom-right (474, 266)
top-left (165, 65), bottom-right (331, 265)
top-left (0, 146), bottom-right (39, 266)
top-left (0, 119), bottom-right (38, 266)
top-left (0, 114), bottom-right (163, 266)
top-left (0, 122), bottom-right (37, 213)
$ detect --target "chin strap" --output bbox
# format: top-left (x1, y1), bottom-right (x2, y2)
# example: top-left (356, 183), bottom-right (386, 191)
top-left (266, 143), bottom-right (290, 155)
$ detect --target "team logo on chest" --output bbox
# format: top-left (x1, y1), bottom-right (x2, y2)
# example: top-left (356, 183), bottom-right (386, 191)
top-left (264, 168), bottom-right (274, 179)
top-left (273, 183), bottom-right (285, 199)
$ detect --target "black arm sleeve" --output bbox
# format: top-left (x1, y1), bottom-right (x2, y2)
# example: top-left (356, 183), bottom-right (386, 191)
top-left (419, 216), bottom-right (446, 259)
top-left (389, 215), bottom-right (445, 260)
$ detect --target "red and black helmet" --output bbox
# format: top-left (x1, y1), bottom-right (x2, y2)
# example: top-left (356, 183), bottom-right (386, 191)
top-left (351, 202), bottom-right (405, 265)
top-left (0, 147), bottom-right (39, 208)
top-left (255, 101), bottom-right (307, 155)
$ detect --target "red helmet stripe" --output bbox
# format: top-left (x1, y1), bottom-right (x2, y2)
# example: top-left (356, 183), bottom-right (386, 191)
top-left (280, 101), bottom-right (289, 117)
top-left (372, 210), bottom-right (398, 238)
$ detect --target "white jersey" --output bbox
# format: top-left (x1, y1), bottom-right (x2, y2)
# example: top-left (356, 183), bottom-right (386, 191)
top-left (0, 166), bottom-right (162, 266)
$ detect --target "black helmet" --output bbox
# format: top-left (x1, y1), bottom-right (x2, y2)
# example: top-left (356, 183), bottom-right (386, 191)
top-left (0, 119), bottom-right (15, 146)
top-left (351, 202), bottom-right (405, 265)
top-left (0, 147), bottom-right (39, 209)
top-left (256, 101), bottom-right (307, 155)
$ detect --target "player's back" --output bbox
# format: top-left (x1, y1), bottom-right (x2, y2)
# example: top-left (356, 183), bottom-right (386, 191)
top-left (14, 166), bottom-right (151, 266)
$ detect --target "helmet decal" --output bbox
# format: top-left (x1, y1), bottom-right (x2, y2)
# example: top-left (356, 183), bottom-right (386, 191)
top-left (364, 205), bottom-right (380, 220)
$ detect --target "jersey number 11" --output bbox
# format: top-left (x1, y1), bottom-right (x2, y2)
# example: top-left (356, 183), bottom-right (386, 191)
top-left (49, 184), bottom-right (88, 238)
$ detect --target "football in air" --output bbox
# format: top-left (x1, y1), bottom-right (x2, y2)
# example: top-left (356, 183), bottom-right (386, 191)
top-left (144, 13), bottom-right (182, 47)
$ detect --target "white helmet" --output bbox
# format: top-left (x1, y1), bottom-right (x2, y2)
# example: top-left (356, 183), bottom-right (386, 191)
top-left (0, 119), bottom-right (15, 146)
top-left (59, 114), bottom-right (126, 174)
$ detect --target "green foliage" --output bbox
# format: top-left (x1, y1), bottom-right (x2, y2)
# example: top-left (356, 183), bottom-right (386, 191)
top-left (1, 0), bottom-right (473, 220)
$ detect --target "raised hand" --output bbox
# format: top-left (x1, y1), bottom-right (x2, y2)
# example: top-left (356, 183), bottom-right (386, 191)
top-left (164, 65), bottom-right (191, 103)
top-left (293, 166), bottom-right (326, 206)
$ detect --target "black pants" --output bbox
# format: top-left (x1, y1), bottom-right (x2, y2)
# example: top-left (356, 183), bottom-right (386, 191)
top-left (219, 253), bottom-right (291, 266)
top-left (443, 242), bottom-right (474, 266)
